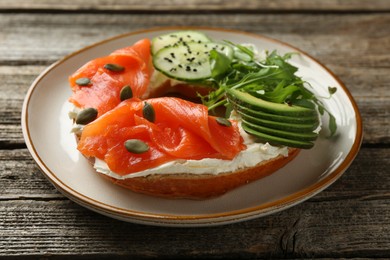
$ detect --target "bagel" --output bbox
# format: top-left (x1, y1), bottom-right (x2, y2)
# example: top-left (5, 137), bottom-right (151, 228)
top-left (68, 35), bottom-right (307, 200)
top-left (94, 147), bottom-right (299, 199)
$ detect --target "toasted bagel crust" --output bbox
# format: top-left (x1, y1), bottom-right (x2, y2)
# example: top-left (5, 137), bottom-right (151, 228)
top-left (89, 148), bottom-right (299, 199)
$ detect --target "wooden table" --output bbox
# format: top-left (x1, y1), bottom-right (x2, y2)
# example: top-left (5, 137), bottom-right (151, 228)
top-left (1, 1), bottom-right (389, 258)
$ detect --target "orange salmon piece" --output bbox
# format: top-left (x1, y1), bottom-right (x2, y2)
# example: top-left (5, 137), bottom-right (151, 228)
top-left (69, 39), bottom-right (152, 116)
top-left (77, 98), bottom-right (245, 175)
top-left (146, 98), bottom-right (245, 159)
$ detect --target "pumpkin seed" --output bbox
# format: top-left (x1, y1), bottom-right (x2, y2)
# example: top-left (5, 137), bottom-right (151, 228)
top-left (76, 107), bottom-right (98, 125)
top-left (216, 117), bottom-right (232, 127)
top-left (75, 77), bottom-right (91, 86)
top-left (104, 63), bottom-right (125, 72)
top-left (143, 102), bottom-right (155, 122)
top-left (124, 139), bottom-right (149, 154)
top-left (120, 85), bottom-right (133, 101)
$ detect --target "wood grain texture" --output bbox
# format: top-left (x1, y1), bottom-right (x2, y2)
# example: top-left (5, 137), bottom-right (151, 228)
top-left (1, 2), bottom-right (389, 258)
top-left (1, 198), bottom-right (388, 258)
top-left (0, 0), bottom-right (389, 12)
top-left (1, 13), bottom-right (389, 66)
top-left (0, 148), bottom-right (389, 258)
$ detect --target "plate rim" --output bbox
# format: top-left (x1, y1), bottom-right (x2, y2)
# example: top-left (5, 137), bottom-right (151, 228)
top-left (21, 26), bottom-right (363, 225)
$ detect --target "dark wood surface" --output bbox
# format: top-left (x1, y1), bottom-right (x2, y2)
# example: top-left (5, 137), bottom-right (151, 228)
top-left (1, 1), bottom-right (389, 258)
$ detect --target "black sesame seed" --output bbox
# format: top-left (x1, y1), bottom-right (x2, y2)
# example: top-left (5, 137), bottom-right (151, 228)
top-left (170, 53), bottom-right (175, 58)
top-left (178, 64), bottom-right (183, 68)
top-left (186, 66), bottom-right (191, 71)
top-left (164, 57), bottom-right (173, 63)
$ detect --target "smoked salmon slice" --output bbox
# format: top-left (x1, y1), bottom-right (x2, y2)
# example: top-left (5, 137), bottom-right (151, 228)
top-left (77, 97), bottom-right (246, 175)
top-left (69, 39), bottom-right (152, 117)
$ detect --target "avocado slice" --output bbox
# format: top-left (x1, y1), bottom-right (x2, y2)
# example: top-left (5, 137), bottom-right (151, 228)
top-left (227, 89), bottom-right (317, 117)
top-left (242, 123), bottom-right (315, 149)
top-left (239, 112), bottom-right (319, 132)
top-left (232, 102), bottom-right (319, 124)
top-left (242, 120), bottom-right (319, 142)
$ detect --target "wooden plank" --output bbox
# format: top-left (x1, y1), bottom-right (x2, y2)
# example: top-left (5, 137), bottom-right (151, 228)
top-left (0, 13), bottom-right (389, 67)
top-left (0, 149), bottom-right (61, 198)
top-left (0, 4), bottom-right (388, 259)
top-left (0, 66), bottom-right (45, 147)
top-left (0, 0), bottom-right (389, 12)
top-left (0, 189), bottom-right (388, 257)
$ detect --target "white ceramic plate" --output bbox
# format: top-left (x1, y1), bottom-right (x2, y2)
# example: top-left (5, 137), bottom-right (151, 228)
top-left (22, 27), bottom-right (363, 227)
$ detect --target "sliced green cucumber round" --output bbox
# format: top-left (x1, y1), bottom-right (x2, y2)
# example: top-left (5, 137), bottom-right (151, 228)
top-left (242, 123), bottom-right (315, 149)
top-left (151, 31), bottom-right (211, 55)
top-left (153, 42), bottom-right (233, 82)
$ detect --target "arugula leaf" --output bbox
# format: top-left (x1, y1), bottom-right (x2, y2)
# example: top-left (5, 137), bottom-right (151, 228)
top-left (209, 49), bottom-right (231, 79)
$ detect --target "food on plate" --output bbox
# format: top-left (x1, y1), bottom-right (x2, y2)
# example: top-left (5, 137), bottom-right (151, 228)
top-left (68, 30), bottom-right (336, 199)
top-left (69, 39), bottom-right (152, 117)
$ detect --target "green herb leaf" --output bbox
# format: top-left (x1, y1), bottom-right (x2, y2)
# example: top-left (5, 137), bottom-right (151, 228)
top-left (328, 86), bottom-right (337, 95)
top-left (328, 113), bottom-right (337, 137)
top-left (224, 41), bottom-right (254, 61)
top-left (209, 49), bottom-right (231, 79)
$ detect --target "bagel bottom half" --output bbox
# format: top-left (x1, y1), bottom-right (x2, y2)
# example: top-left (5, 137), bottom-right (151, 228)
top-left (91, 147), bottom-right (300, 200)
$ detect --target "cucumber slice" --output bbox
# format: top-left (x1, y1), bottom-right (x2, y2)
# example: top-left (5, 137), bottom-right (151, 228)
top-left (240, 112), bottom-right (319, 132)
top-left (151, 31), bottom-right (211, 55)
top-left (232, 101), bottom-right (319, 124)
top-left (242, 123), bottom-right (315, 149)
top-left (153, 42), bottom-right (233, 82)
top-left (227, 89), bottom-right (317, 117)
top-left (242, 120), bottom-right (319, 142)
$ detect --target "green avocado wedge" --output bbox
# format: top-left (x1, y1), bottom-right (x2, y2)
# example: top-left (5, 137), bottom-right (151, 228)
top-left (239, 112), bottom-right (319, 132)
top-left (232, 101), bottom-right (320, 124)
top-left (242, 123), bottom-right (315, 149)
top-left (227, 89), bottom-right (317, 117)
top-left (242, 120), bottom-right (319, 142)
